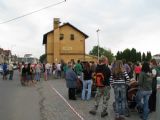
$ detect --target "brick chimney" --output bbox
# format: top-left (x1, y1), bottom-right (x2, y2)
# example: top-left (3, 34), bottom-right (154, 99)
top-left (53, 18), bottom-right (60, 63)
top-left (54, 18), bottom-right (60, 29)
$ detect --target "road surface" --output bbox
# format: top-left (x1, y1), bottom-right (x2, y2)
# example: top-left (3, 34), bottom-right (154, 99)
top-left (0, 71), bottom-right (156, 120)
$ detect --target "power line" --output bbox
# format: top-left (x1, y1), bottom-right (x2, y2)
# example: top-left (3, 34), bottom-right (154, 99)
top-left (0, 0), bottom-right (66, 24)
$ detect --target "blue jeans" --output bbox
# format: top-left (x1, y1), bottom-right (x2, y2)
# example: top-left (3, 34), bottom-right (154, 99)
top-left (35, 72), bottom-right (40, 81)
top-left (136, 90), bottom-right (152, 120)
top-left (81, 79), bottom-right (92, 100)
top-left (114, 84), bottom-right (127, 117)
top-left (47, 69), bottom-right (50, 76)
top-left (9, 70), bottom-right (13, 80)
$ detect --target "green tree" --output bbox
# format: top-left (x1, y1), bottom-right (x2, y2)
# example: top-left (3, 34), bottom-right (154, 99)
top-left (89, 45), bottom-right (114, 63)
top-left (142, 52), bottom-right (146, 61)
top-left (136, 52), bottom-right (142, 62)
top-left (115, 48), bottom-right (143, 63)
top-left (39, 54), bottom-right (46, 63)
top-left (89, 45), bottom-right (98, 57)
top-left (146, 51), bottom-right (152, 61)
top-left (130, 48), bottom-right (137, 63)
top-left (115, 48), bottom-right (153, 63)
top-left (122, 48), bottom-right (131, 62)
top-left (116, 51), bottom-right (123, 60)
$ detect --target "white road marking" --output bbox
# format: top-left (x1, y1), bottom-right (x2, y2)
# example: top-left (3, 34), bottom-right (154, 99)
top-left (47, 82), bottom-right (85, 120)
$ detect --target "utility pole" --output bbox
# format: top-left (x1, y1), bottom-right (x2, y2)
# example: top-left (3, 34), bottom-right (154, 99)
top-left (96, 29), bottom-right (100, 61)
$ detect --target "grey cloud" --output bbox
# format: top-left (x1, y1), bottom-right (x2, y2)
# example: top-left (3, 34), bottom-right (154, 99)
top-left (1, 0), bottom-right (160, 57)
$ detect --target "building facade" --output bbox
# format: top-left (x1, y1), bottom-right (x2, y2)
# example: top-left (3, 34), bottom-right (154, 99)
top-left (0, 48), bottom-right (12, 64)
top-left (153, 54), bottom-right (160, 64)
top-left (0, 48), bottom-right (4, 64)
top-left (43, 18), bottom-right (90, 63)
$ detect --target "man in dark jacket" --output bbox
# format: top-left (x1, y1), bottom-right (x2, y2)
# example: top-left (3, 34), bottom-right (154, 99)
top-left (89, 56), bottom-right (111, 118)
top-left (65, 62), bottom-right (77, 100)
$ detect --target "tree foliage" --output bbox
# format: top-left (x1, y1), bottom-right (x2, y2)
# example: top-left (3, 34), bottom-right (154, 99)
top-left (146, 52), bottom-right (152, 61)
top-left (116, 48), bottom-right (152, 63)
top-left (142, 52), bottom-right (146, 61)
top-left (130, 48), bottom-right (137, 63)
top-left (39, 54), bottom-right (46, 63)
top-left (89, 45), bottom-right (114, 63)
top-left (136, 52), bottom-right (142, 62)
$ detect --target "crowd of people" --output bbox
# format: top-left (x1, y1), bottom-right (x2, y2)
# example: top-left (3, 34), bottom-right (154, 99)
top-left (64, 57), bottom-right (159, 120)
top-left (0, 62), bottom-right (14, 80)
top-left (1, 56), bottom-right (159, 120)
top-left (18, 61), bottom-right (68, 86)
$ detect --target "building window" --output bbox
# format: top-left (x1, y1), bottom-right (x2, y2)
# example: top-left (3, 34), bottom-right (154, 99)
top-left (60, 34), bottom-right (64, 40)
top-left (70, 34), bottom-right (74, 40)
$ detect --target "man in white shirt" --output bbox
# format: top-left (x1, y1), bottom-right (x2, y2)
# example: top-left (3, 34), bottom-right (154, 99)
top-left (56, 63), bottom-right (61, 78)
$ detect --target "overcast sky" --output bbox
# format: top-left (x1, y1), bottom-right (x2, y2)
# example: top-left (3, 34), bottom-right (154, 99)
top-left (0, 0), bottom-right (160, 58)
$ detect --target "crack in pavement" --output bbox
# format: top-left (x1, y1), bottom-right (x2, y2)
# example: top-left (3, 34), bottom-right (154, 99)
top-left (37, 84), bottom-right (48, 120)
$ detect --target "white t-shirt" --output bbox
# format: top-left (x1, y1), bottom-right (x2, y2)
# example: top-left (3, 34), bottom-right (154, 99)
top-left (152, 69), bottom-right (157, 77)
top-left (56, 64), bottom-right (61, 71)
top-left (8, 64), bottom-right (13, 71)
top-left (45, 63), bottom-right (50, 70)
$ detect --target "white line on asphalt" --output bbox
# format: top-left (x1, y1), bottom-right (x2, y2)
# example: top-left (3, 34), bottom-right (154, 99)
top-left (47, 82), bottom-right (85, 120)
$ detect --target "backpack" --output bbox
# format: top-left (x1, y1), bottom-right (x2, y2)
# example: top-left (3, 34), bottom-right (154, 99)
top-left (95, 73), bottom-right (105, 87)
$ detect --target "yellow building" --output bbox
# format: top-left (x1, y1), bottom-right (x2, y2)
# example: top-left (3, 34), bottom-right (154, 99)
top-left (43, 18), bottom-right (97, 63)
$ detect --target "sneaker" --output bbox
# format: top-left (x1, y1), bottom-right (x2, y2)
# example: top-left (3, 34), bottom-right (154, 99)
top-left (89, 109), bottom-right (96, 115)
top-left (89, 106), bottom-right (97, 115)
top-left (101, 111), bottom-right (108, 117)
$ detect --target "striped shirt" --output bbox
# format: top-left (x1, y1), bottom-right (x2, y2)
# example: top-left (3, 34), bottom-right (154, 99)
top-left (110, 71), bottom-right (130, 86)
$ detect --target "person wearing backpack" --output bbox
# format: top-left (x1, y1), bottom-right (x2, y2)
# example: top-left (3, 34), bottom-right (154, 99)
top-left (110, 60), bottom-right (130, 120)
top-left (149, 59), bottom-right (160, 112)
top-left (89, 56), bottom-right (111, 118)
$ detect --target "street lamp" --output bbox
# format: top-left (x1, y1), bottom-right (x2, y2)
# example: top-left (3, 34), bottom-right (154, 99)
top-left (96, 29), bottom-right (100, 61)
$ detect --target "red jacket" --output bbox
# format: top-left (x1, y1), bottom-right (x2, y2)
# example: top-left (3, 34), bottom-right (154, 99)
top-left (134, 66), bottom-right (141, 74)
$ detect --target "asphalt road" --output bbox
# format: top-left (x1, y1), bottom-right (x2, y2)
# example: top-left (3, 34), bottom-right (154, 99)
top-left (0, 70), bottom-right (40, 120)
top-left (0, 71), bottom-right (156, 120)
top-left (0, 71), bottom-right (79, 120)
